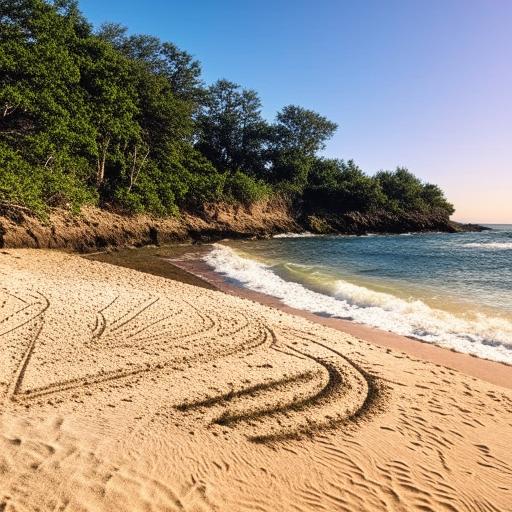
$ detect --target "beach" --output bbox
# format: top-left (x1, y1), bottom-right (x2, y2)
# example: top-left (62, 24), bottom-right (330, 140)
top-left (1, 248), bottom-right (511, 511)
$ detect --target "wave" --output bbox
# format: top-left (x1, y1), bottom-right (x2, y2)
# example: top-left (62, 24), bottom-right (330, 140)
top-left (274, 232), bottom-right (380, 239)
top-left (204, 244), bottom-right (512, 364)
top-left (273, 232), bottom-right (320, 238)
top-left (463, 242), bottom-right (512, 250)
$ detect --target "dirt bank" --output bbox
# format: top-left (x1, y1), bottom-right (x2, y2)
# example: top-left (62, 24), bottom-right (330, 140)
top-left (0, 199), bottom-right (300, 251)
top-left (0, 200), bottom-right (485, 252)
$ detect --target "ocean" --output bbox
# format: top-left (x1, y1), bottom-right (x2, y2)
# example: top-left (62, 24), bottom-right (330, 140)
top-left (204, 225), bottom-right (512, 364)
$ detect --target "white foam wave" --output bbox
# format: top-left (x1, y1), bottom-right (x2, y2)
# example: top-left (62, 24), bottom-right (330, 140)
top-left (464, 242), bottom-right (512, 250)
top-left (204, 244), bottom-right (512, 364)
top-left (273, 232), bottom-right (320, 238)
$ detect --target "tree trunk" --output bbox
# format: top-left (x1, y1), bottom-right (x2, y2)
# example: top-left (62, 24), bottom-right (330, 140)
top-left (128, 143), bottom-right (149, 192)
top-left (96, 137), bottom-right (110, 186)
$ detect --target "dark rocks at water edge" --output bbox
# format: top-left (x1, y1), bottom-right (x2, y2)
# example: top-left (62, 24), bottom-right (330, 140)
top-left (449, 222), bottom-right (491, 232)
top-left (302, 210), bottom-right (489, 236)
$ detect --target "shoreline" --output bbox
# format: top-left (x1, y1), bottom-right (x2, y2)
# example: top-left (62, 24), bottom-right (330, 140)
top-left (87, 244), bottom-right (512, 389)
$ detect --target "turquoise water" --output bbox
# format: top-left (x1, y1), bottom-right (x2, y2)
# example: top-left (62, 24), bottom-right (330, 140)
top-left (204, 226), bottom-right (512, 363)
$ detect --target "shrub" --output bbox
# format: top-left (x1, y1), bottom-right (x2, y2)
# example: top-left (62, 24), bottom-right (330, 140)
top-left (224, 171), bottom-right (271, 206)
top-left (0, 144), bottom-right (96, 215)
top-left (304, 159), bottom-right (385, 213)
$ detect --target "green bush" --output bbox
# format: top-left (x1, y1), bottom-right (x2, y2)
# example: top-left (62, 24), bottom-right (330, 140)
top-left (42, 166), bottom-right (98, 213)
top-left (224, 171), bottom-right (272, 206)
top-left (0, 144), bottom-right (97, 215)
top-left (0, 147), bottom-right (47, 214)
top-left (304, 159), bottom-right (385, 213)
top-left (376, 168), bottom-right (454, 214)
top-left (182, 170), bottom-right (226, 208)
top-left (115, 170), bottom-right (179, 216)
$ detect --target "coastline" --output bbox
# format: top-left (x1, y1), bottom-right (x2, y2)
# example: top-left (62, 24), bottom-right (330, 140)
top-left (3, 2), bottom-right (509, 508)
top-left (87, 244), bottom-right (512, 389)
top-left (0, 203), bottom-right (486, 252)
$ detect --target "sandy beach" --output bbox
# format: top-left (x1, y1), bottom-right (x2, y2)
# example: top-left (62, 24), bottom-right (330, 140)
top-left (1, 249), bottom-right (511, 511)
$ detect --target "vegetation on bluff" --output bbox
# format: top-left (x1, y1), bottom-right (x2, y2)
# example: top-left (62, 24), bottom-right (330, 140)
top-left (0, 0), bottom-right (454, 220)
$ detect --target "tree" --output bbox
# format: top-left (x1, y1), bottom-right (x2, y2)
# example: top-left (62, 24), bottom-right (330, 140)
top-left (376, 167), bottom-right (426, 212)
top-left (421, 183), bottom-right (455, 214)
top-left (0, 0), bottom-right (97, 211)
top-left (195, 79), bottom-right (269, 174)
top-left (97, 24), bottom-right (203, 102)
top-left (375, 167), bottom-right (454, 214)
top-left (95, 21), bottom-right (206, 213)
top-left (80, 36), bottom-right (139, 189)
top-left (266, 106), bottom-right (337, 190)
top-left (0, 0), bottom-right (93, 159)
top-left (272, 105), bottom-right (337, 155)
top-left (305, 158), bottom-right (385, 213)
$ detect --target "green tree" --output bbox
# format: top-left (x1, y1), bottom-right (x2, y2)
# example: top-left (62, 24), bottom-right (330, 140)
top-left (96, 22), bottom-right (208, 213)
top-left (195, 79), bottom-right (269, 175)
top-left (376, 167), bottom-right (426, 212)
top-left (375, 167), bottom-right (454, 214)
top-left (272, 105), bottom-right (338, 155)
top-left (267, 106), bottom-right (337, 190)
top-left (97, 24), bottom-right (203, 102)
top-left (80, 36), bottom-right (139, 190)
top-left (421, 183), bottom-right (455, 214)
top-left (0, 0), bottom-right (97, 211)
top-left (305, 158), bottom-right (385, 213)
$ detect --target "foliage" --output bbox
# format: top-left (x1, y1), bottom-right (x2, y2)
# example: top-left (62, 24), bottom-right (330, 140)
top-left (0, 0), bottom-right (455, 219)
top-left (272, 105), bottom-right (338, 156)
top-left (304, 161), bottom-right (454, 215)
top-left (195, 80), bottom-right (269, 176)
top-left (224, 171), bottom-right (271, 206)
top-left (304, 159), bottom-right (386, 213)
top-left (266, 106), bottom-right (338, 192)
top-left (0, 142), bottom-right (96, 214)
top-left (375, 168), bottom-right (454, 214)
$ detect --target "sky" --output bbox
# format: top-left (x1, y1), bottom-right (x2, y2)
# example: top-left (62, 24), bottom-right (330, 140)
top-left (79, 0), bottom-right (512, 223)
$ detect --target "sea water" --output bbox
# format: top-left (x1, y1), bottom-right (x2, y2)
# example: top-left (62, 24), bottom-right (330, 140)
top-left (204, 225), bottom-right (512, 364)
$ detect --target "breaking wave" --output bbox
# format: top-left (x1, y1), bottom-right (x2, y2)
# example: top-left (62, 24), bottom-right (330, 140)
top-left (204, 244), bottom-right (512, 364)
top-left (463, 242), bottom-right (512, 250)
top-left (273, 232), bottom-right (321, 238)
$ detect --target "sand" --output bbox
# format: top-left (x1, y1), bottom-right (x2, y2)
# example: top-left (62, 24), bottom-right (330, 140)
top-left (1, 249), bottom-right (511, 511)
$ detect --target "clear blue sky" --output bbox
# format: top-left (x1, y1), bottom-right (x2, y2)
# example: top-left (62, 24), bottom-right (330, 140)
top-left (79, 0), bottom-right (512, 223)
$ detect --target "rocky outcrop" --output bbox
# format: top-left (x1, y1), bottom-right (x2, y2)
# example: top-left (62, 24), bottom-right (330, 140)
top-left (0, 199), bottom-right (300, 251)
top-left (302, 210), bottom-right (489, 235)
top-left (0, 201), bottom-right (487, 252)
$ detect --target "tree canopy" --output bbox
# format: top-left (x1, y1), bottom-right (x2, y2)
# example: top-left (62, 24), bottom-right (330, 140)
top-left (0, 0), bottom-right (454, 219)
